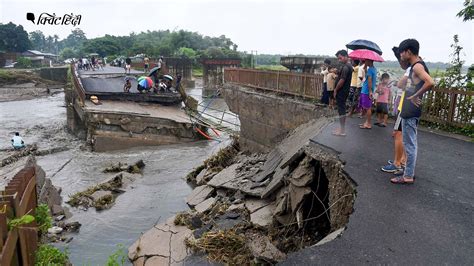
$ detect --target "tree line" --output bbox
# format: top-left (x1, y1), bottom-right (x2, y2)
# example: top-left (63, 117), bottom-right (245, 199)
top-left (0, 22), bottom-right (241, 60)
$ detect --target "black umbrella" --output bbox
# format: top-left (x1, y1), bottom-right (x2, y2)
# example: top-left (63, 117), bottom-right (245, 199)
top-left (148, 66), bottom-right (161, 77)
top-left (346, 39), bottom-right (383, 55)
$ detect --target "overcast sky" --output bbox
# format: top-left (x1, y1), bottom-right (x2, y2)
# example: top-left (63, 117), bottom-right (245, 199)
top-left (1, 0), bottom-right (473, 64)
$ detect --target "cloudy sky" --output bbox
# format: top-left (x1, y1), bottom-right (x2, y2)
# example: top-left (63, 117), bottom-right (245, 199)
top-left (1, 0), bottom-right (473, 64)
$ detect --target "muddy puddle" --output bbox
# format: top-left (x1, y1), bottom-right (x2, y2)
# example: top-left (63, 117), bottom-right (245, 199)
top-left (0, 85), bottom-right (236, 265)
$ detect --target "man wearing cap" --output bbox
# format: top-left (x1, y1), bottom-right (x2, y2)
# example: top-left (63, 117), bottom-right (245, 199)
top-left (332, 50), bottom-right (353, 136)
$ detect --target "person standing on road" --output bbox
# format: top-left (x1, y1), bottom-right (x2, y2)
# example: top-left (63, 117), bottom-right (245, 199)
top-left (332, 50), bottom-right (353, 136)
top-left (125, 57), bottom-right (132, 74)
top-left (391, 39), bottom-right (434, 185)
top-left (144, 56), bottom-right (150, 73)
top-left (359, 59), bottom-right (377, 129)
top-left (348, 59), bottom-right (361, 117)
top-left (320, 59), bottom-right (331, 105)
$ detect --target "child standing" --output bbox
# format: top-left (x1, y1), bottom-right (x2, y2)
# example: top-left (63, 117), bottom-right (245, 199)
top-left (375, 73), bottom-right (391, 127)
top-left (123, 77), bottom-right (132, 93)
top-left (326, 67), bottom-right (338, 108)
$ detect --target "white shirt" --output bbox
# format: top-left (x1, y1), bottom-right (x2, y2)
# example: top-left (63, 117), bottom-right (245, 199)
top-left (321, 68), bottom-right (329, 83)
top-left (358, 64), bottom-right (366, 85)
top-left (11, 136), bottom-right (24, 146)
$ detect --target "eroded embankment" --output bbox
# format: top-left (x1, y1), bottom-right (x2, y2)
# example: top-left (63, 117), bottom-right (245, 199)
top-left (128, 118), bottom-right (357, 265)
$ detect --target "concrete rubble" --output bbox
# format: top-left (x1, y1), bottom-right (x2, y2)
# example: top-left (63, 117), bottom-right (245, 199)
top-left (66, 160), bottom-right (145, 211)
top-left (128, 118), bottom-right (357, 265)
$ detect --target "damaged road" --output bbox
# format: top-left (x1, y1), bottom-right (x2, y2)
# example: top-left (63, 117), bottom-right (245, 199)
top-left (128, 118), bottom-right (357, 265)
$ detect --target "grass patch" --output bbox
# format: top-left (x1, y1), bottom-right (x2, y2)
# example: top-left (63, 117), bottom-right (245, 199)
top-left (203, 136), bottom-right (240, 172)
top-left (35, 244), bottom-right (69, 265)
top-left (0, 69), bottom-right (61, 85)
top-left (192, 67), bottom-right (203, 77)
top-left (255, 65), bottom-right (288, 71)
top-left (420, 120), bottom-right (474, 140)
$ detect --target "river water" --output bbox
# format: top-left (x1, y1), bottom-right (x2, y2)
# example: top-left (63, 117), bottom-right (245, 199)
top-left (0, 83), bottom-right (236, 265)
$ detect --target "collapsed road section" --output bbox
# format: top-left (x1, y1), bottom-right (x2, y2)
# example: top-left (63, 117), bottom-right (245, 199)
top-left (128, 118), bottom-right (357, 265)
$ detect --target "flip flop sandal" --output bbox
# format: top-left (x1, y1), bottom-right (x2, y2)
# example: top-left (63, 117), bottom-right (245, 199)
top-left (359, 125), bottom-right (372, 129)
top-left (390, 177), bottom-right (414, 184)
top-left (332, 132), bottom-right (346, 137)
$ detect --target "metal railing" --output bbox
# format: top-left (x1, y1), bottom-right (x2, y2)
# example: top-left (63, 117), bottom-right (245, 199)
top-left (224, 68), bottom-right (323, 100)
top-left (70, 63), bottom-right (86, 105)
top-left (0, 166), bottom-right (38, 265)
top-left (224, 68), bottom-right (473, 128)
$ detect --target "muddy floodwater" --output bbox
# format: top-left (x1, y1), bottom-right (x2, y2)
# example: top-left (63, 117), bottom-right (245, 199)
top-left (0, 85), bottom-right (235, 265)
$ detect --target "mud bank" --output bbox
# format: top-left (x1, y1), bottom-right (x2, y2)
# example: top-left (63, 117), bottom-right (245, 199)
top-left (0, 84), bottom-right (63, 102)
top-left (128, 118), bottom-right (357, 265)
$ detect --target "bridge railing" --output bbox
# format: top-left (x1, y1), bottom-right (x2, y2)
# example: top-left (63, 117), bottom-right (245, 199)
top-left (224, 68), bottom-right (473, 128)
top-left (224, 68), bottom-right (323, 100)
top-left (70, 63), bottom-right (86, 105)
top-left (0, 166), bottom-right (38, 265)
top-left (422, 87), bottom-right (474, 127)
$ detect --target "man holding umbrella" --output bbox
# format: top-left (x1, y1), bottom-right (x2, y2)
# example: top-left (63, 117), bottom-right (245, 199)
top-left (332, 50), bottom-right (353, 136)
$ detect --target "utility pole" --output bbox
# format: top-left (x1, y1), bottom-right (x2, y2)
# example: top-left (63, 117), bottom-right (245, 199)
top-left (250, 50), bottom-right (257, 68)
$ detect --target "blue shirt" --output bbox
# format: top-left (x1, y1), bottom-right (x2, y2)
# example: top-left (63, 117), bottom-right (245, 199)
top-left (361, 67), bottom-right (377, 95)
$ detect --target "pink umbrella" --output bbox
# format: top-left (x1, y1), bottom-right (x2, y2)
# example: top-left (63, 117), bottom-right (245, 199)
top-left (349, 49), bottom-right (384, 62)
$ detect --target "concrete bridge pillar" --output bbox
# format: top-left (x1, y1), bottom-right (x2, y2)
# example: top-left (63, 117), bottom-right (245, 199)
top-left (202, 59), bottom-right (241, 97)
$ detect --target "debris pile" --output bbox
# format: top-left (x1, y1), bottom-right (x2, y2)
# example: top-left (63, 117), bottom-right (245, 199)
top-left (67, 160), bottom-right (145, 210)
top-left (128, 119), bottom-right (357, 265)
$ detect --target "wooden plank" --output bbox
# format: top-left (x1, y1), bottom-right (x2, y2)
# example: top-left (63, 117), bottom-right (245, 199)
top-left (0, 229), bottom-right (19, 266)
top-left (17, 174), bottom-right (36, 216)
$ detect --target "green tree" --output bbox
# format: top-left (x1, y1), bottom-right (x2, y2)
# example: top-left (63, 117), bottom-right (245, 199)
top-left (457, 0), bottom-right (474, 21)
top-left (438, 35), bottom-right (472, 90)
top-left (176, 47), bottom-right (197, 59)
top-left (62, 28), bottom-right (87, 50)
top-left (59, 47), bottom-right (78, 59)
top-left (0, 22), bottom-right (31, 52)
top-left (29, 30), bottom-right (46, 51)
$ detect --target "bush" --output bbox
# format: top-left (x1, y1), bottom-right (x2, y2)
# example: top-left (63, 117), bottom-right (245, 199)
top-left (15, 57), bottom-right (33, 68)
top-left (35, 244), bottom-right (69, 265)
top-left (35, 204), bottom-right (52, 234)
top-left (106, 244), bottom-right (127, 266)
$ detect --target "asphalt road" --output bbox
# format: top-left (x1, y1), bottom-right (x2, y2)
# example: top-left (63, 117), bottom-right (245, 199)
top-left (282, 117), bottom-right (474, 265)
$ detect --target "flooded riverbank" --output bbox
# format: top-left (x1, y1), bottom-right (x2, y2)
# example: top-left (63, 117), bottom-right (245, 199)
top-left (0, 83), bottom-right (236, 265)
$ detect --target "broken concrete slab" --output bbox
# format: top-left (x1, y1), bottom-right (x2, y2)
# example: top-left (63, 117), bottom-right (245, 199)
top-left (251, 148), bottom-right (283, 183)
top-left (250, 204), bottom-right (275, 227)
top-left (261, 166), bottom-right (289, 199)
top-left (207, 163), bottom-right (241, 187)
top-left (51, 204), bottom-right (65, 216)
top-left (247, 233), bottom-right (286, 263)
top-left (89, 190), bottom-right (113, 202)
top-left (195, 197), bottom-right (217, 214)
top-left (288, 156), bottom-right (314, 187)
top-left (170, 227), bottom-right (193, 263)
top-left (196, 168), bottom-right (207, 186)
top-left (186, 185), bottom-right (215, 207)
top-left (132, 256), bottom-right (146, 266)
top-left (288, 183), bottom-right (311, 213)
top-left (244, 198), bottom-right (272, 213)
top-left (128, 227), bottom-right (172, 261)
top-left (227, 203), bottom-right (245, 212)
top-left (144, 256), bottom-right (169, 265)
top-left (314, 227), bottom-right (345, 247)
